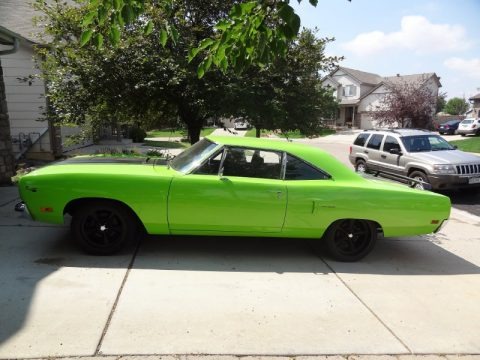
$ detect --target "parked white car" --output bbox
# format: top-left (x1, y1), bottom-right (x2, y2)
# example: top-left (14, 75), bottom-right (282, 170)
top-left (234, 120), bottom-right (249, 130)
top-left (457, 118), bottom-right (480, 136)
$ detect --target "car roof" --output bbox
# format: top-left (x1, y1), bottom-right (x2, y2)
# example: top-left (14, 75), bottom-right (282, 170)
top-left (206, 135), bottom-right (360, 180)
top-left (361, 129), bottom-right (436, 137)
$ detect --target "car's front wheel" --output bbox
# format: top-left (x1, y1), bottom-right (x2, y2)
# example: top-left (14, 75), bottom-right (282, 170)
top-left (409, 170), bottom-right (430, 190)
top-left (323, 219), bottom-right (377, 262)
top-left (71, 200), bottom-right (137, 255)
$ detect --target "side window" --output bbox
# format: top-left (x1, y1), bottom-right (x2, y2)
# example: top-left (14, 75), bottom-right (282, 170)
top-left (285, 154), bottom-right (330, 180)
top-left (222, 147), bottom-right (282, 179)
top-left (194, 150), bottom-right (223, 175)
top-left (354, 133), bottom-right (370, 146)
top-left (383, 136), bottom-right (401, 153)
top-left (366, 134), bottom-right (384, 150)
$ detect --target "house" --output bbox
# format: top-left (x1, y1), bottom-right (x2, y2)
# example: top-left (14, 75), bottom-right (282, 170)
top-left (468, 93), bottom-right (480, 118)
top-left (322, 67), bottom-right (442, 129)
top-left (0, 1), bottom-right (65, 163)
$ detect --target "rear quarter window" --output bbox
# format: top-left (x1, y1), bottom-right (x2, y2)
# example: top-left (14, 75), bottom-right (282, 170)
top-left (354, 133), bottom-right (370, 146)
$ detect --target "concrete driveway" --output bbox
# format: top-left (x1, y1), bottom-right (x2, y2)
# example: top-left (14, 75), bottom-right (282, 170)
top-left (1, 172), bottom-right (480, 360)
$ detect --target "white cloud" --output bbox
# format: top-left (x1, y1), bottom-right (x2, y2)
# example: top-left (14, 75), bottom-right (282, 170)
top-left (444, 57), bottom-right (480, 79)
top-left (342, 16), bottom-right (471, 57)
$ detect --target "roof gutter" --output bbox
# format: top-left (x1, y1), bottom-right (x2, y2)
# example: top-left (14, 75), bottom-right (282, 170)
top-left (0, 26), bottom-right (20, 55)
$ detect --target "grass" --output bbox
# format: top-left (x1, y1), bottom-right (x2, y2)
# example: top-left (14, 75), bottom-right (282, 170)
top-left (143, 140), bottom-right (188, 149)
top-left (147, 127), bottom-right (215, 138)
top-left (245, 128), bottom-right (336, 138)
top-left (449, 137), bottom-right (480, 153)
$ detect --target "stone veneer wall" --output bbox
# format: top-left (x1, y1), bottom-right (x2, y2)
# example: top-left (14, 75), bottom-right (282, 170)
top-left (0, 59), bottom-right (15, 184)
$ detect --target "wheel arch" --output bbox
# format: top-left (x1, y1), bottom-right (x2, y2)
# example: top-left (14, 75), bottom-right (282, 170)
top-left (323, 218), bottom-right (384, 237)
top-left (64, 197), bottom-right (146, 232)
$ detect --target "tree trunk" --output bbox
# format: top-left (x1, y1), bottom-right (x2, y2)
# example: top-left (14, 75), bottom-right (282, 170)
top-left (256, 127), bottom-right (261, 138)
top-left (178, 103), bottom-right (203, 144)
top-left (0, 60), bottom-right (15, 185)
top-left (186, 121), bottom-right (202, 144)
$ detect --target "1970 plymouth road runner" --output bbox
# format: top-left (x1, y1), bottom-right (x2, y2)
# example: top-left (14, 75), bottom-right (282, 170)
top-left (18, 136), bottom-right (451, 261)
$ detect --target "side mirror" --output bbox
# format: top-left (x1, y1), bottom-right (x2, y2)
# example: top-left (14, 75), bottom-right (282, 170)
top-left (389, 148), bottom-right (402, 155)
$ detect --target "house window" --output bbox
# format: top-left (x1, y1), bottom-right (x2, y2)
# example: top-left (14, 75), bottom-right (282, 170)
top-left (343, 85), bottom-right (357, 97)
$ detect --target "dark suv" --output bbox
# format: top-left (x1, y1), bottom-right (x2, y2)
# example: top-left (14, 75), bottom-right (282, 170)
top-left (349, 129), bottom-right (480, 190)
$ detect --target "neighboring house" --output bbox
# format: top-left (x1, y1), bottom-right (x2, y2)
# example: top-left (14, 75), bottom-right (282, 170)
top-left (322, 66), bottom-right (442, 129)
top-left (0, 1), bottom-right (62, 161)
top-left (468, 93), bottom-right (480, 118)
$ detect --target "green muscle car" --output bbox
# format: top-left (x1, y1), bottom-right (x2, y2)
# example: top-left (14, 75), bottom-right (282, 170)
top-left (18, 136), bottom-right (451, 261)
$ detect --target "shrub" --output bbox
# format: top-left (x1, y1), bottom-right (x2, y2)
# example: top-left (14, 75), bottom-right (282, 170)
top-left (129, 127), bottom-right (147, 142)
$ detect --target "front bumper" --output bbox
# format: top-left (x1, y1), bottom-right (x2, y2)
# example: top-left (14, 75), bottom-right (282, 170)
top-left (429, 174), bottom-right (480, 190)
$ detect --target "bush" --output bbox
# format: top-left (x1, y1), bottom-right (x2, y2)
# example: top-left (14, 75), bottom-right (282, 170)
top-left (129, 127), bottom-right (147, 142)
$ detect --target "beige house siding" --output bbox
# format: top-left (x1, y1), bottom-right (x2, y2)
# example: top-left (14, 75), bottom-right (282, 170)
top-left (1, 40), bottom-right (54, 160)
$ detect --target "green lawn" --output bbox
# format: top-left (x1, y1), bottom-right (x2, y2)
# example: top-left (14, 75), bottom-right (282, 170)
top-left (147, 127), bottom-right (215, 138)
top-left (143, 140), bottom-right (188, 149)
top-left (449, 137), bottom-right (480, 153)
top-left (245, 128), bottom-right (336, 138)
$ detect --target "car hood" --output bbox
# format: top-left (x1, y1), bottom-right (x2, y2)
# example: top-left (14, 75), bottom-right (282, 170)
top-left (409, 150), bottom-right (480, 164)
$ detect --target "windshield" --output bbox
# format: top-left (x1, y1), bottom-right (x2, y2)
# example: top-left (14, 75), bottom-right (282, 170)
top-left (170, 138), bottom-right (219, 173)
top-left (401, 135), bottom-right (455, 152)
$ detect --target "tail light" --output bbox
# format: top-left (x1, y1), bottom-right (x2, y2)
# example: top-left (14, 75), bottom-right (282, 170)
top-left (473, 124), bottom-right (477, 128)
top-left (349, 146), bottom-right (352, 154)
top-left (445, 125), bottom-right (449, 129)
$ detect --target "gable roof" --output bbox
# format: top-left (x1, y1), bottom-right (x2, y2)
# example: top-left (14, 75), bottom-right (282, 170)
top-left (0, 0), bottom-right (43, 43)
top-left (339, 67), bottom-right (383, 85)
top-left (384, 73), bottom-right (441, 88)
top-left (469, 93), bottom-right (480, 101)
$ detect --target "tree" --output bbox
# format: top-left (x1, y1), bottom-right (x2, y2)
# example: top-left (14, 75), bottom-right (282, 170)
top-left (371, 78), bottom-right (437, 129)
top-left (35, 0), bottom-right (238, 144)
top-left (224, 29), bottom-right (339, 137)
top-left (444, 97), bottom-right (469, 115)
top-left (34, 1), bottom-right (340, 144)
top-left (436, 91), bottom-right (446, 113)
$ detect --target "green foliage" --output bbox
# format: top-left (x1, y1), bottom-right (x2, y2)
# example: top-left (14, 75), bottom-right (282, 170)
top-left (128, 126), bottom-right (147, 142)
top-left (77, 0), bottom-right (347, 76)
top-left (444, 97), bottom-right (469, 115)
top-left (143, 140), bottom-right (188, 149)
top-left (224, 29), bottom-right (340, 137)
top-left (33, 1), bottom-right (340, 145)
top-left (436, 91), bottom-right (447, 113)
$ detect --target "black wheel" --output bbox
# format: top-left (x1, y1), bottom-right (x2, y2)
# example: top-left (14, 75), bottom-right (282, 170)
top-left (461, 134), bottom-right (466, 137)
top-left (71, 200), bottom-right (137, 255)
top-left (355, 159), bottom-right (367, 173)
top-left (324, 219), bottom-right (376, 262)
top-left (409, 170), bottom-right (430, 190)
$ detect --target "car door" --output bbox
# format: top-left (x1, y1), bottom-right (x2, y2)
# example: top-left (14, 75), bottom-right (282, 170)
top-left (168, 146), bottom-right (287, 233)
top-left (364, 134), bottom-right (385, 171)
top-left (378, 135), bottom-right (404, 174)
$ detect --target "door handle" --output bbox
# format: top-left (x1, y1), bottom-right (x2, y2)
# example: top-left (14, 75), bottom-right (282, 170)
top-left (381, 155), bottom-right (387, 159)
top-left (364, 150), bottom-right (369, 154)
top-left (267, 190), bottom-right (283, 198)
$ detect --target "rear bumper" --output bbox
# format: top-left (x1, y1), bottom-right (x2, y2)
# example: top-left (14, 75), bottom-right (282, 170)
top-left (457, 129), bottom-right (477, 135)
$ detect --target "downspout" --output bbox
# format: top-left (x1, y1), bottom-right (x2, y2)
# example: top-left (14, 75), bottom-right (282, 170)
top-left (0, 37), bottom-right (19, 56)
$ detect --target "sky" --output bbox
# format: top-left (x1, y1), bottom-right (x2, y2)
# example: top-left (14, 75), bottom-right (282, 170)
top-left (292, 0), bottom-right (480, 99)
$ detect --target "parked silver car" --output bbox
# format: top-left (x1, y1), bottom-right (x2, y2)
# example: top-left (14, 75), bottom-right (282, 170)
top-left (349, 129), bottom-right (480, 190)
top-left (457, 118), bottom-right (480, 136)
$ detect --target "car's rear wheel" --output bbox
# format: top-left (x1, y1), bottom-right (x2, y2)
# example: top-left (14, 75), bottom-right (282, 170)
top-left (355, 159), bottom-right (367, 173)
top-left (71, 200), bottom-right (137, 255)
top-left (324, 219), bottom-right (377, 262)
top-left (461, 134), bottom-right (466, 137)
top-left (409, 170), bottom-right (430, 190)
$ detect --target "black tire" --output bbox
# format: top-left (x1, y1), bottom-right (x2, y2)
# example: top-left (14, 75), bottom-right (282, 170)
top-left (355, 159), bottom-right (368, 173)
top-left (324, 219), bottom-right (377, 262)
top-left (71, 200), bottom-right (137, 255)
top-left (461, 134), bottom-right (466, 137)
top-left (409, 170), bottom-right (430, 190)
